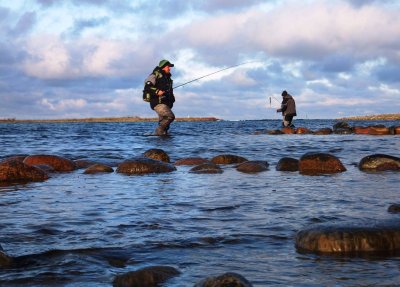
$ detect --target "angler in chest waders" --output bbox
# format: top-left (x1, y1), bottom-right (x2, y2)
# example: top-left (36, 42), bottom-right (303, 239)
top-left (143, 60), bottom-right (175, 136)
top-left (277, 90), bottom-right (297, 127)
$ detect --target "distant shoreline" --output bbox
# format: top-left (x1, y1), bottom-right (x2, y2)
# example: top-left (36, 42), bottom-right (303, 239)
top-left (0, 116), bottom-right (220, 123)
top-left (337, 113), bottom-right (400, 121)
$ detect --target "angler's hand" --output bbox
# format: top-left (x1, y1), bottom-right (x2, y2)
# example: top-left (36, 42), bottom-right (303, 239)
top-left (157, 90), bottom-right (165, 97)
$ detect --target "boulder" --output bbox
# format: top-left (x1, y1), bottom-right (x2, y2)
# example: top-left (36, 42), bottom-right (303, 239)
top-left (74, 159), bottom-right (99, 169)
top-left (276, 157), bottom-right (299, 171)
top-left (0, 245), bottom-right (12, 268)
top-left (313, 128), bottom-right (332, 135)
top-left (0, 160), bottom-right (49, 183)
top-left (358, 154), bottom-right (400, 171)
top-left (116, 157), bottom-right (176, 175)
top-left (296, 127), bottom-right (313, 134)
top-left (236, 161), bottom-right (269, 173)
top-left (143, 149), bottom-right (170, 163)
top-left (281, 127), bottom-right (295, 134)
top-left (333, 121), bottom-right (353, 134)
top-left (299, 153), bottom-right (346, 175)
top-left (295, 222), bottom-right (400, 255)
top-left (23, 155), bottom-right (77, 172)
top-left (353, 126), bottom-right (370, 135)
top-left (211, 154), bottom-right (248, 165)
top-left (113, 265), bottom-right (180, 287)
top-left (84, 164), bottom-right (114, 174)
top-left (175, 157), bottom-right (210, 166)
top-left (189, 163), bottom-right (223, 174)
top-left (369, 125), bottom-right (390, 135)
top-left (0, 155), bottom-right (28, 163)
top-left (388, 204), bottom-right (400, 214)
top-left (395, 126), bottom-right (400, 135)
top-left (267, 129), bottom-right (284, 135)
top-left (194, 272), bottom-right (253, 287)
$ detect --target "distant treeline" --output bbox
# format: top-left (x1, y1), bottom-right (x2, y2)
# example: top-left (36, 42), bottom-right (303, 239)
top-left (0, 116), bottom-right (220, 123)
top-left (338, 113), bottom-right (400, 121)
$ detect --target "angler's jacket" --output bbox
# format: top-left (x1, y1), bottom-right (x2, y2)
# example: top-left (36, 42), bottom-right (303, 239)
top-left (144, 66), bottom-right (175, 110)
top-left (277, 94), bottom-right (297, 116)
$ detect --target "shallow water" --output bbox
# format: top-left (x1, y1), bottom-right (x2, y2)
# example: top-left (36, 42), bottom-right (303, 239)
top-left (0, 119), bottom-right (399, 286)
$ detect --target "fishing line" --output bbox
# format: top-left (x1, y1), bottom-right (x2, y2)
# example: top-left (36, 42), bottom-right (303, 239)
top-left (173, 60), bottom-right (262, 89)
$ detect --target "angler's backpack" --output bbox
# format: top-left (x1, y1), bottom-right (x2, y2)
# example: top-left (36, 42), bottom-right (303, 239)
top-left (142, 72), bottom-right (159, 102)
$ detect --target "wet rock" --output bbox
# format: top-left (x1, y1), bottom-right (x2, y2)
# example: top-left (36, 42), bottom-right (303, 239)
top-left (314, 128), bottom-right (332, 135)
top-left (276, 157), bottom-right (299, 171)
top-left (0, 155), bottom-right (28, 163)
top-left (389, 126), bottom-right (396, 135)
top-left (296, 127), bottom-right (313, 134)
top-left (116, 157), bottom-right (176, 175)
top-left (143, 148), bottom-right (170, 163)
top-left (23, 155), bottom-right (77, 172)
top-left (333, 121), bottom-right (353, 134)
top-left (0, 245), bottom-right (12, 268)
top-left (0, 160), bottom-right (49, 183)
top-left (353, 126), bottom-right (370, 135)
top-left (84, 164), bottom-right (114, 174)
top-left (295, 221), bottom-right (400, 255)
top-left (113, 265), bottom-right (180, 287)
top-left (194, 272), bottom-right (253, 287)
top-left (211, 154), bottom-right (248, 165)
top-left (388, 204), bottom-right (400, 214)
top-left (190, 163), bottom-right (223, 174)
top-left (268, 129), bottom-right (284, 135)
top-left (281, 127), bottom-right (295, 134)
top-left (299, 153), bottom-right (346, 175)
top-left (175, 157), bottom-right (210, 166)
top-left (236, 161), bottom-right (269, 173)
top-left (74, 159), bottom-right (99, 169)
top-left (358, 154), bottom-right (400, 171)
top-left (395, 126), bottom-right (400, 135)
top-left (369, 125), bottom-right (390, 135)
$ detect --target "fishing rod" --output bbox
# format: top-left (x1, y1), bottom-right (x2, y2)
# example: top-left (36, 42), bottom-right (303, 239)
top-left (173, 60), bottom-right (261, 89)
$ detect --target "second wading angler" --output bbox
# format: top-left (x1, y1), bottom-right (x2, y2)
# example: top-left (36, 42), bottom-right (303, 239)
top-left (143, 59), bottom-right (175, 136)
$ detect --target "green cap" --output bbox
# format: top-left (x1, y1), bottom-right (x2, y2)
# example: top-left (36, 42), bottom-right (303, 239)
top-left (158, 59), bottom-right (174, 68)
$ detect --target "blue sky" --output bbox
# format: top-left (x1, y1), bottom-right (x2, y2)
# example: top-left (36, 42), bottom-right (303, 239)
top-left (1, 0), bottom-right (399, 120)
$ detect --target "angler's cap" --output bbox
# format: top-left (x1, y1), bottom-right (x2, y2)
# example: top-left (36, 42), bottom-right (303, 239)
top-left (281, 90), bottom-right (288, 96)
top-left (158, 59), bottom-right (174, 68)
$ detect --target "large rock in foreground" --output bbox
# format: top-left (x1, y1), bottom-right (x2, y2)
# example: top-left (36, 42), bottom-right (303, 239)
top-left (113, 265), bottom-right (180, 287)
top-left (295, 222), bottom-right (400, 255)
top-left (358, 154), bottom-right (400, 171)
top-left (299, 153), bottom-right (346, 175)
top-left (0, 160), bottom-right (49, 183)
top-left (23, 155), bottom-right (77, 172)
top-left (276, 157), bottom-right (299, 171)
top-left (116, 157), bottom-right (176, 175)
top-left (194, 272), bottom-right (253, 287)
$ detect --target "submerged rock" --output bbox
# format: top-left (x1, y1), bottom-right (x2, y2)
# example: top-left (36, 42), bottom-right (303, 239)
top-left (388, 204), bottom-right (400, 214)
top-left (84, 163), bottom-right (114, 174)
top-left (296, 127), bottom-right (313, 134)
top-left (281, 127), bottom-right (295, 134)
top-left (113, 265), bottom-right (180, 287)
top-left (211, 154), bottom-right (248, 165)
top-left (299, 153), bottom-right (346, 175)
top-left (190, 163), bottom-right (223, 174)
top-left (314, 128), bottom-right (332, 135)
top-left (0, 160), bottom-right (49, 183)
top-left (267, 129), bottom-right (284, 135)
top-left (175, 157), bottom-right (210, 166)
top-left (295, 221), bottom-right (400, 255)
top-left (0, 245), bottom-right (12, 268)
top-left (74, 159), bottom-right (100, 169)
top-left (194, 272), bottom-right (253, 287)
top-left (358, 154), bottom-right (400, 171)
top-left (116, 157), bottom-right (176, 175)
top-left (236, 161), bottom-right (269, 173)
top-left (143, 148), bottom-right (170, 163)
top-left (276, 157), bottom-right (299, 171)
top-left (23, 154), bottom-right (77, 172)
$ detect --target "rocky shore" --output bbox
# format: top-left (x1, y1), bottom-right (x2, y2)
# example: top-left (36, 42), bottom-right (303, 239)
top-left (337, 113), bottom-right (400, 121)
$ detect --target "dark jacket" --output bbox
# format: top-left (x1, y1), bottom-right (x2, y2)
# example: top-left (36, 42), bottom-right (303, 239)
top-left (144, 66), bottom-right (175, 110)
top-left (277, 94), bottom-right (297, 116)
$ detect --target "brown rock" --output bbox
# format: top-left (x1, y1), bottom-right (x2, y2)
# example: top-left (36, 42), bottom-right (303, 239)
top-left (359, 154), bottom-right (400, 171)
top-left (281, 127), bottom-right (295, 134)
top-left (84, 164), bottom-right (114, 174)
top-left (113, 265), bottom-right (180, 287)
top-left (143, 149), bottom-right (170, 163)
top-left (267, 129), bottom-right (284, 135)
top-left (0, 155), bottom-right (28, 163)
top-left (353, 126), bottom-right (370, 135)
top-left (295, 222), bottom-right (400, 254)
top-left (395, 126), bottom-right (400, 135)
top-left (296, 127), bottom-right (313, 134)
top-left (276, 157), bottom-right (299, 171)
top-left (74, 159), bottom-right (99, 169)
top-left (189, 163), bottom-right (223, 174)
top-left (236, 161), bottom-right (269, 173)
top-left (0, 246), bottom-right (12, 268)
top-left (211, 154), bottom-right (248, 165)
top-left (313, 128), bottom-right (332, 135)
top-left (369, 125), bottom-right (390, 135)
top-left (175, 157), bottom-right (210, 166)
top-left (116, 157), bottom-right (176, 175)
top-left (195, 272), bottom-right (253, 287)
top-left (388, 204), bottom-right (400, 214)
top-left (299, 153), bottom-right (346, 175)
top-left (0, 160), bottom-right (49, 183)
top-left (23, 155), bottom-right (77, 172)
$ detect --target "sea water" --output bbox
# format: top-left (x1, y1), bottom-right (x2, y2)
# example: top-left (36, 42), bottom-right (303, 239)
top-left (0, 119), bottom-right (399, 286)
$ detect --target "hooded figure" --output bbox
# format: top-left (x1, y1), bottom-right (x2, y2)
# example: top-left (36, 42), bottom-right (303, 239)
top-left (277, 90), bottom-right (297, 127)
top-left (143, 59), bottom-right (176, 135)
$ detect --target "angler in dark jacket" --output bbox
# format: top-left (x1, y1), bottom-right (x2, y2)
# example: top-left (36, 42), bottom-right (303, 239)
top-left (277, 90), bottom-right (297, 127)
top-left (143, 59), bottom-right (176, 135)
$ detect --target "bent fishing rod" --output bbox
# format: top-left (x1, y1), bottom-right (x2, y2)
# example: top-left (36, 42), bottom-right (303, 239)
top-left (173, 61), bottom-right (261, 89)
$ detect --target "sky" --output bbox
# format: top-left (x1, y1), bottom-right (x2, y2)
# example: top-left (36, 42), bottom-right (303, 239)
top-left (1, 0), bottom-right (400, 120)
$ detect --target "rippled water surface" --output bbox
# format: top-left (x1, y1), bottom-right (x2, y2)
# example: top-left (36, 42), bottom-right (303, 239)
top-left (0, 120), bottom-right (399, 286)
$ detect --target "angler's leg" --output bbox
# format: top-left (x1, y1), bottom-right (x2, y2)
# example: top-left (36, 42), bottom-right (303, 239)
top-left (154, 104), bottom-right (175, 135)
